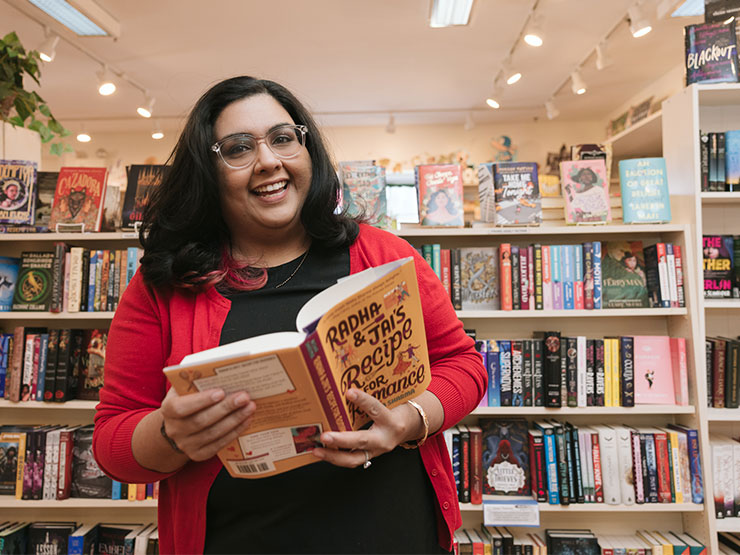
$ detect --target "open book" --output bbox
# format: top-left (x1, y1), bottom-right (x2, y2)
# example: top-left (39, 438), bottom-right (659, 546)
top-left (164, 257), bottom-right (430, 478)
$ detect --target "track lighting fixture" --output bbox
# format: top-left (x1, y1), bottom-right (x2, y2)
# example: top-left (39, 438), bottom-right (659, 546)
top-left (486, 97), bottom-right (500, 109)
top-left (628, 5), bottom-right (652, 38)
top-left (137, 94), bottom-right (155, 118)
top-left (464, 112), bottom-right (475, 131)
top-left (595, 42), bottom-right (613, 71)
top-left (151, 122), bottom-right (164, 140)
top-left (385, 114), bottom-right (396, 134)
top-left (506, 71), bottom-right (522, 85)
top-left (523, 16), bottom-right (544, 47)
top-left (545, 100), bottom-right (560, 120)
top-left (97, 66), bottom-right (116, 96)
top-left (76, 126), bottom-right (91, 143)
top-left (38, 30), bottom-right (59, 62)
top-left (571, 70), bottom-right (587, 95)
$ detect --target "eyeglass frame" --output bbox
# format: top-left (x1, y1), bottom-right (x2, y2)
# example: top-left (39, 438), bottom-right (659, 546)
top-left (210, 124), bottom-right (309, 170)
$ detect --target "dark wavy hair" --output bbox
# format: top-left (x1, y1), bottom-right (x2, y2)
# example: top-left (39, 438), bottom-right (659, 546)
top-left (139, 76), bottom-right (358, 291)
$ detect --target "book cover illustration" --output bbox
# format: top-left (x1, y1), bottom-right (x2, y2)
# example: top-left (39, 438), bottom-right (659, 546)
top-left (703, 235), bottom-right (734, 298)
top-left (685, 21), bottom-right (739, 85)
top-left (601, 241), bottom-right (649, 308)
top-left (49, 167), bottom-right (108, 232)
top-left (339, 162), bottom-right (389, 228)
top-left (480, 418), bottom-right (530, 496)
top-left (0, 256), bottom-right (19, 312)
top-left (33, 171), bottom-right (58, 230)
top-left (165, 257), bottom-right (431, 478)
top-left (11, 251), bottom-right (54, 311)
top-left (477, 163), bottom-right (496, 223)
top-left (28, 523), bottom-right (77, 555)
top-left (459, 247), bottom-right (499, 310)
top-left (71, 425), bottom-right (112, 498)
top-left (121, 164), bottom-right (167, 229)
top-left (618, 158), bottom-right (672, 223)
top-left (725, 130), bottom-right (740, 190)
top-left (415, 164), bottom-right (464, 227)
top-left (76, 330), bottom-right (107, 401)
top-left (0, 159), bottom-right (37, 225)
top-left (560, 159), bottom-right (611, 224)
top-left (571, 143), bottom-right (613, 188)
top-left (0, 431), bottom-right (23, 495)
top-left (492, 162), bottom-right (541, 225)
top-left (633, 336), bottom-right (676, 404)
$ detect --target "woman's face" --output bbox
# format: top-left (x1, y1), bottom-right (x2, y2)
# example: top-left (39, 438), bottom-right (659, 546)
top-left (580, 171), bottom-right (595, 185)
top-left (213, 94), bottom-right (312, 242)
top-left (704, 246), bottom-right (719, 259)
top-left (6, 184), bottom-right (18, 199)
top-left (624, 255), bottom-right (637, 269)
top-left (435, 191), bottom-right (449, 207)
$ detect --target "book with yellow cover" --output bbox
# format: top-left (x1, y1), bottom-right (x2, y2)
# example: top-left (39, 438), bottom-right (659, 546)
top-left (164, 257), bottom-right (430, 479)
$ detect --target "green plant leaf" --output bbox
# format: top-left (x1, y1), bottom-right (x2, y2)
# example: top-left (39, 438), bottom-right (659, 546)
top-left (27, 118), bottom-right (42, 132)
top-left (48, 118), bottom-right (65, 134)
top-left (49, 142), bottom-right (63, 156)
top-left (39, 126), bottom-right (53, 143)
top-left (7, 116), bottom-right (23, 126)
top-left (38, 104), bottom-right (51, 117)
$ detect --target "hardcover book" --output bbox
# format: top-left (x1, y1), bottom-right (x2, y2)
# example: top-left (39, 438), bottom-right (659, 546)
top-left (571, 143), bottom-right (613, 187)
top-left (477, 163), bottom-right (496, 223)
top-left (601, 241), bottom-right (649, 308)
top-left (492, 162), bottom-right (541, 225)
top-left (459, 247), bottom-right (499, 310)
top-left (560, 159), bottom-right (611, 224)
top-left (11, 252), bottom-right (54, 311)
top-left (49, 167), bottom-right (108, 232)
top-left (703, 235), bottom-right (734, 298)
top-left (480, 418), bottom-right (530, 496)
top-left (121, 164), bottom-right (167, 229)
top-left (633, 336), bottom-right (676, 405)
top-left (165, 258), bottom-right (430, 478)
top-left (339, 161), bottom-right (389, 228)
top-left (27, 522), bottom-right (77, 555)
top-left (685, 21), bottom-right (740, 85)
top-left (71, 425), bottom-right (112, 498)
top-left (618, 158), bottom-right (672, 223)
top-left (415, 164), bottom-right (464, 227)
top-left (0, 256), bottom-right (19, 312)
top-left (75, 329), bottom-right (107, 401)
top-left (0, 159), bottom-right (37, 225)
top-left (33, 171), bottom-right (59, 230)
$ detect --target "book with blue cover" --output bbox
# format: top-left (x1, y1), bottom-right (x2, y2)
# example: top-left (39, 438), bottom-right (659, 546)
top-left (0, 256), bottom-right (20, 311)
top-left (725, 130), bottom-right (740, 191)
top-left (619, 158), bottom-right (672, 223)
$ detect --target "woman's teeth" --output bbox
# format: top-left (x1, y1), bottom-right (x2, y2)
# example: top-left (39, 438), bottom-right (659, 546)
top-left (254, 181), bottom-right (287, 197)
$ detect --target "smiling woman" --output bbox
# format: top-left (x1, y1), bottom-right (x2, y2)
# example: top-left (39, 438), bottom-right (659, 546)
top-left (92, 76), bottom-right (486, 555)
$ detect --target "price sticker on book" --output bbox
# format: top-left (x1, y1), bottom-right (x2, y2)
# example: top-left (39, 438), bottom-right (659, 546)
top-left (483, 498), bottom-right (540, 527)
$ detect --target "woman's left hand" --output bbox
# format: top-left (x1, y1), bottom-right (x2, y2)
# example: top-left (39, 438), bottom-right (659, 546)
top-left (312, 388), bottom-right (422, 469)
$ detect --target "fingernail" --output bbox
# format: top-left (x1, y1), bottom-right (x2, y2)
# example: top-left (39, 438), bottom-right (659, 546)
top-left (313, 449), bottom-right (325, 459)
top-left (346, 389), bottom-right (357, 401)
top-left (211, 389), bottom-right (225, 401)
top-left (234, 393), bottom-right (249, 406)
top-left (321, 433), bottom-right (334, 445)
top-left (242, 403), bottom-right (255, 416)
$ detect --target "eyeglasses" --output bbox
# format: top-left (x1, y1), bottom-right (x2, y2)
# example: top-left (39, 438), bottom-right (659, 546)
top-left (210, 124), bottom-right (308, 169)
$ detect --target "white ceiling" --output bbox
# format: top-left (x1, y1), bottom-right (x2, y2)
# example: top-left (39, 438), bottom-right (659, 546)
top-left (1, 0), bottom-right (700, 132)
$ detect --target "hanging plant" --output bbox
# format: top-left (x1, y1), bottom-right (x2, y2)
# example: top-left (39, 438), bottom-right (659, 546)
top-left (0, 31), bottom-right (72, 155)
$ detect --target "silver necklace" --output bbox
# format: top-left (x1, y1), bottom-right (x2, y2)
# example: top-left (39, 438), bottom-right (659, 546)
top-left (274, 249), bottom-right (309, 289)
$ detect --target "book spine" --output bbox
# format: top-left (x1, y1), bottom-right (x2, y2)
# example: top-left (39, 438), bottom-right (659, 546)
top-left (533, 244), bottom-right (543, 310)
top-left (487, 340), bottom-right (500, 407)
top-left (450, 248), bottom-right (462, 310)
top-left (583, 242), bottom-right (594, 310)
top-left (50, 242), bottom-right (67, 313)
top-left (667, 430), bottom-right (684, 504)
top-left (527, 245), bottom-right (535, 310)
top-left (568, 424), bottom-right (585, 503)
top-left (53, 328), bottom-right (71, 402)
top-left (594, 339), bottom-right (605, 406)
top-left (511, 340), bottom-right (523, 407)
top-left (566, 337), bottom-right (578, 408)
top-left (620, 337), bottom-right (635, 407)
top-left (440, 248), bottom-right (451, 301)
top-left (673, 244), bottom-right (685, 307)
top-left (106, 250), bottom-right (116, 311)
top-left (614, 428), bottom-right (635, 505)
top-left (118, 248), bottom-right (129, 304)
top-left (460, 426), bottom-right (470, 503)
top-left (683, 427), bottom-right (705, 504)
top-left (632, 430), bottom-right (645, 504)
top-left (520, 246), bottom-right (529, 310)
top-left (522, 340), bottom-right (533, 407)
top-left (35, 333), bottom-right (48, 401)
top-left (706, 339), bottom-right (714, 407)
top-left (14, 432), bottom-right (26, 499)
top-left (671, 337), bottom-right (690, 406)
top-left (586, 339), bottom-right (595, 407)
top-left (539, 427), bottom-right (560, 504)
top-left (643, 245), bottom-right (662, 308)
top-left (68, 246), bottom-right (84, 312)
top-left (56, 430), bottom-right (74, 499)
top-left (113, 249), bottom-right (122, 310)
top-left (666, 244), bottom-right (679, 308)
top-left (470, 427), bottom-right (482, 505)
top-left (511, 246), bottom-right (521, 310)
top-left (21, 333), bottom-right (35, 401)
top-left (21, 429), bottom-right (34, 499)
top-left (127, 247), bottom-right (139, 284)
top-left (542, 245), bottom-right (552, 311)
top-left (553, 424), bottom-right (570, 505)
top-left (644, 433), bottom-right (659, 503)
top-left (726, 340), bottom-right (740, 409)
top-left (431, 243), bottom-right (441, 281)
top-left (656, 243), bottom-right (671, 308)
top-left (573, 244), bottom-right (584, 310)
top-left (79, 248), bottom-right (90, 311)
top-left (700, 132), bottom-right (709, 191)
top-left (590, 431), bottom-right (603, 503)
top-left (543, 332), bottom-right (562, 407)
top-left (499, 340), bottom-right (512, 406)
top-left (719, 131), bottom-right (727, 188)
top-left (610, 338), bottom-right (621, 407)
top-left (563, 244), bottom-right (574, 310)
top-left (599, 427), bottom-right (620, 505)
top-left (500, 244), bottom-right (513, 311)
top-left (576, 336), bottom-right (587, 408)
top-left (592, 241), bottom-right (602, 309)
top-left (713, 339), bottom-right (727, 408)
top-left (94, 250), bottom-right (103, 311)
top-left (551, 245), bottom-right (563, 310)
top-left (529, 432), bottom-right (547, 502)
top-left (533, 339), bottom-right (544, 407)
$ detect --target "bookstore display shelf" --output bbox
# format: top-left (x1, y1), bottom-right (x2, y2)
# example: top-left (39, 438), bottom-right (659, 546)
top-left (703, 299), bottom-right (740, 309)
top-left (603, 111), bottom-right (663, 160)
top-left (0, 499), bottom-right (157, 509)
top-left (700, 192), bottom-right (740, 204)
top-left (472, 405), bottom-right (695, 416)
top-left (0, 311), bottom-right (115, 320)
top-left (394, 223), bottom-right (686, 238)
top-left (0, 399), bottom-right (97, 410)
top-left (458, 502), bottom-right (703, 513)
top-left (716, 519), bottom-right (740, 533)
top-left (706, 408), bottom-right (740, 421)
top-left (0, 232), bottom-right (139, 242)
top-left (456, 308), bottom-right (687, 319)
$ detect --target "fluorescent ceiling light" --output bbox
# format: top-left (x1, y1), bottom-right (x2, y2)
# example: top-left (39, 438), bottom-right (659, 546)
top-left (671, 0), bottom-right (703, 16)
top-left (429, 0), bottom-right (474, 28)
top-left (27, 0), bottom-right (121, 38)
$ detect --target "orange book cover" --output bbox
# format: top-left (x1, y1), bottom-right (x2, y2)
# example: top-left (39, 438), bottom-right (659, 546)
top-left (165, 258), bottom-right (431, 479)
top-left (500, 243), bottom-right (513, 310)
top-left (49, 167), bottom-right (107, 232)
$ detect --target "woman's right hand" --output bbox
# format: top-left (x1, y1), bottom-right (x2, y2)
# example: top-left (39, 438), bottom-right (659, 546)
top-left (158, 387), bottom-right (256, 462)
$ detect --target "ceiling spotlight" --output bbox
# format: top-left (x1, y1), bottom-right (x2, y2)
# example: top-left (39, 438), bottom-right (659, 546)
top-left (76, 127), bottom-right (91, 143)
top-left (523, 16), bottom-right (544, 47)
top-left (595, 43), bottom-right (613, 71)
top-left (464, 112), bottom-right (475, 131)
top-left (429, 0), bottom-right (474, 28)
top-left (545, 100), bottom-right (560, 120)
top-left (386, 114), bottom-right (396, 134)
top-left (97, 66), bottom-right (116, 96)
top-left (151, 123), bottom-right (164, 140)
top-left (486, 97), bottom-right (500, 109)
top-left (628, 5), bottom-right (652, 38)
top-left (137, 94), bottom-right (155, 118)
top-left (571, 70), bottom-right (587, 95)
top-left (38, 31), bottom-right (59, 62)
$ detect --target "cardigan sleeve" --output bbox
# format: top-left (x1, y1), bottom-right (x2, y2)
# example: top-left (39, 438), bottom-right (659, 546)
top-left (92, 272), bottom-right (179, 484)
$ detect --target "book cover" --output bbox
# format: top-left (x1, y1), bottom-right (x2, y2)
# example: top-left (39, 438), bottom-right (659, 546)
top-left (459, 247), bottom-right (499, 310)
top-left (601, 241), bottom-right (649, 308)
top-left (121, 164), bottom-right (167, 229)
top-left (477, 163), bottom-right (496, 223)
top-left (492, 162), bottom-right (541, 225)
top-left (618, 158), bottom-right (672, 223)
top-left (560, 159), bottom-right (611, 224)
top-left (0, 430), bottom-right (25, 496)
top-left (415, 164), bottom-right (464, 226)
top-left (703, 235), bottom-right (734, 298)
top-left (11, 252), bottom-right (54, 312)
top-left (165, 257), bottom-right (431, 478)
top-left (480, 418), bottom-right (530, 496)
top-left (0, 159), bottom-right (37, 225)
top-left (71, 425), bottom-right (112, 498)
top-left (49, 167), bottom-right (108, 232)
top-left (0, 256), bottom-right (19, 312)
top-left (33, 170), bottom-right (58, 230)
top-left (76, 329), bottom-right (107, 401)
top-left (685, 21), bottom-right (740, 85)
top-left (27, 522), bottom-right (77, 555)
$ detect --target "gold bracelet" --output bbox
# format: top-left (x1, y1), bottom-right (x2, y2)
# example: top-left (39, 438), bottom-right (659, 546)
top-left (400, 399), bottom-right (429, 449)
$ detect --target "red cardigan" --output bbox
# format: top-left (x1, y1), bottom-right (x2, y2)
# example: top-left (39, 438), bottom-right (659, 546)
top-left (93, 224), bottom-right (486, 554)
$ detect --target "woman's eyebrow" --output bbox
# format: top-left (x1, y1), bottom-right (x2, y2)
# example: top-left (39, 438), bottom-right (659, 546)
top-left (217, 122), bottom-right (294, 143)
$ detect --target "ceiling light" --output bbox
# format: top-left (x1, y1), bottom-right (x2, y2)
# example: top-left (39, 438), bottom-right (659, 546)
top-left (671, 0), bottom-right (703, 17)
top-left (151, 122), bottom-right (164, 140)
top-left (595, 43), bottom-right (612, 71)
top-left (523, 17), bottom-right (544, 47)
top-left (97, 66), bottom-right (116, 96)
top-left (76, 127), bottom-right (91, 142)
top-left (137, 95), bottom-right (155, 118)
top-left (486, 96), bottom-right (500, 109)
top-left (545, 100), bottom-right (560, 120)
top-left (506, 72), bottom-right (522, 85)
top-left (571, 70), bottom-right (587, 95)
top-left (386, 114), bottom-right (396, 134)
top-left (628, 5), bottom-right (652, 38)
top-left (464, 112), bottom-right (475, 131)
top-left (38, 31), bottom-right (59, 62)
top-left (27, 0), bottom-right (121, 38)
top-left (429, 0), bottom-right (474, 27)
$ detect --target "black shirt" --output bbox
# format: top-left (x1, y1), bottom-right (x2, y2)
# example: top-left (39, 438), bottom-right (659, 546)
top-left (204, 246), bottom-right (446, 554)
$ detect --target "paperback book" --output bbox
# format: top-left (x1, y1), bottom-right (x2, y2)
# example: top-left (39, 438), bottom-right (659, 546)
top-left (480, 418), bottom-right (530, 496)
top-left (121, 164), bottom-right (166, 229)
top-left (49, 167), bottom-right (108, 232)
top-left (633, 336), bottom-right (676, 405)
top-left (339, 161), bottom-right (389, 228)
top-left (618, 158), bottom-right (672, 223)
top-left (415, 164), bottom-right (464, 227)
top-left (492, 162), bottom-right (541, 225)
top-left (0, 256), bottom-right (19, 311)
top-left (0, 159), bottom-right (37, 225)
top-left (11, 251), bottom-right (54, 311)
top-left (685, 21), bottom-right (740, 85)
top-left (34, 171), bottom-right (59, 230)
top-left (601, 241), bottom-right (649, 308)
top-left (459, 247), bottom-right (499, 310)
top-left (703, 235), bottom-right (734, 298)
top-left (560, 159), bottom-right (611, 224)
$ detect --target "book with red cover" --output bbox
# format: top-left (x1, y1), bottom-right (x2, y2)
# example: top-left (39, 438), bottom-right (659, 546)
top-left (633, 336), bottom-right (676, 405)
top-left (49, 167), bottom-right (108, 232)
top-left (528, 429), bottom-right (547, 502)
top-left (469, 426), bottom-right (483, 505)
top-left (651, 429), bottom-right (673, 503)
top-left (415, 164), bottom-right (464, 227)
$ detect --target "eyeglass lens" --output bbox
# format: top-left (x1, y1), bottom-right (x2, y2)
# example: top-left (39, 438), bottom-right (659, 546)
top-left (219, 126), bottom-right (304, 168)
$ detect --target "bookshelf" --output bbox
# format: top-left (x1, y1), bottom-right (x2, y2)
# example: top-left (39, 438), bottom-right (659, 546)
top-left (662, 82), bottom-right (740, 553)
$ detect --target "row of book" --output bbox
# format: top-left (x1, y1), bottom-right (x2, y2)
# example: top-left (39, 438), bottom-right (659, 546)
top-left (470, 333), bottom-right (689, 409)
top-left (710, 434), bottom-right (740, 519)
top-left (706, 336), bottom-right (740, 409)
top-left (446, 419), bottom-right (704, 507)
top-left (0, 521), bottom-right (158, 555)
top-left (0, 424), bottom-right (156, 502)
top-left (454, 527), bottom-right (706, 555)
top-left (0, 327), bottom-right (107, 403)
top-left (0, 246), bottom-right (143, 313)
top-left (720, 532), bottom-right (740, 554)
top-left (420, 240), bottom-right (685, 312)
top-left (702, 235), bottom-right (740, 299)
top-left (699, 130), bottom-right (740, 192)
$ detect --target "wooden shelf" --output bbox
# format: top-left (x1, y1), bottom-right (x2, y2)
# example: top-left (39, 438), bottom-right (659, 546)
top-left (459, 502), bottom-right (703, 513)
top-left (716, 518), bottom-right (740, 533)
top-left (0, 499), bottom-right (156, 508)
top-left (604, 111), bottom-right (663, 160)
top-left (707, 408), bottom-right (740, 421)
top-left (695, 82), bottom-right (740, 106)
top-left (0, 311), bottom-right (115, 320)
top-left (394, 223), bottom-right (686, 237)
top-left (456, 308), bottom-right (687, 318)
top-left (472, 405), bottom-right (694, 416)
top-left (703, 299), bottom-right (740, 309)
top-left (0, 232), bottom-right (139, 242)
top-left (0, 399), bottom-right (97, 410)
top-left (700, 192), bottom-right (740, 204)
